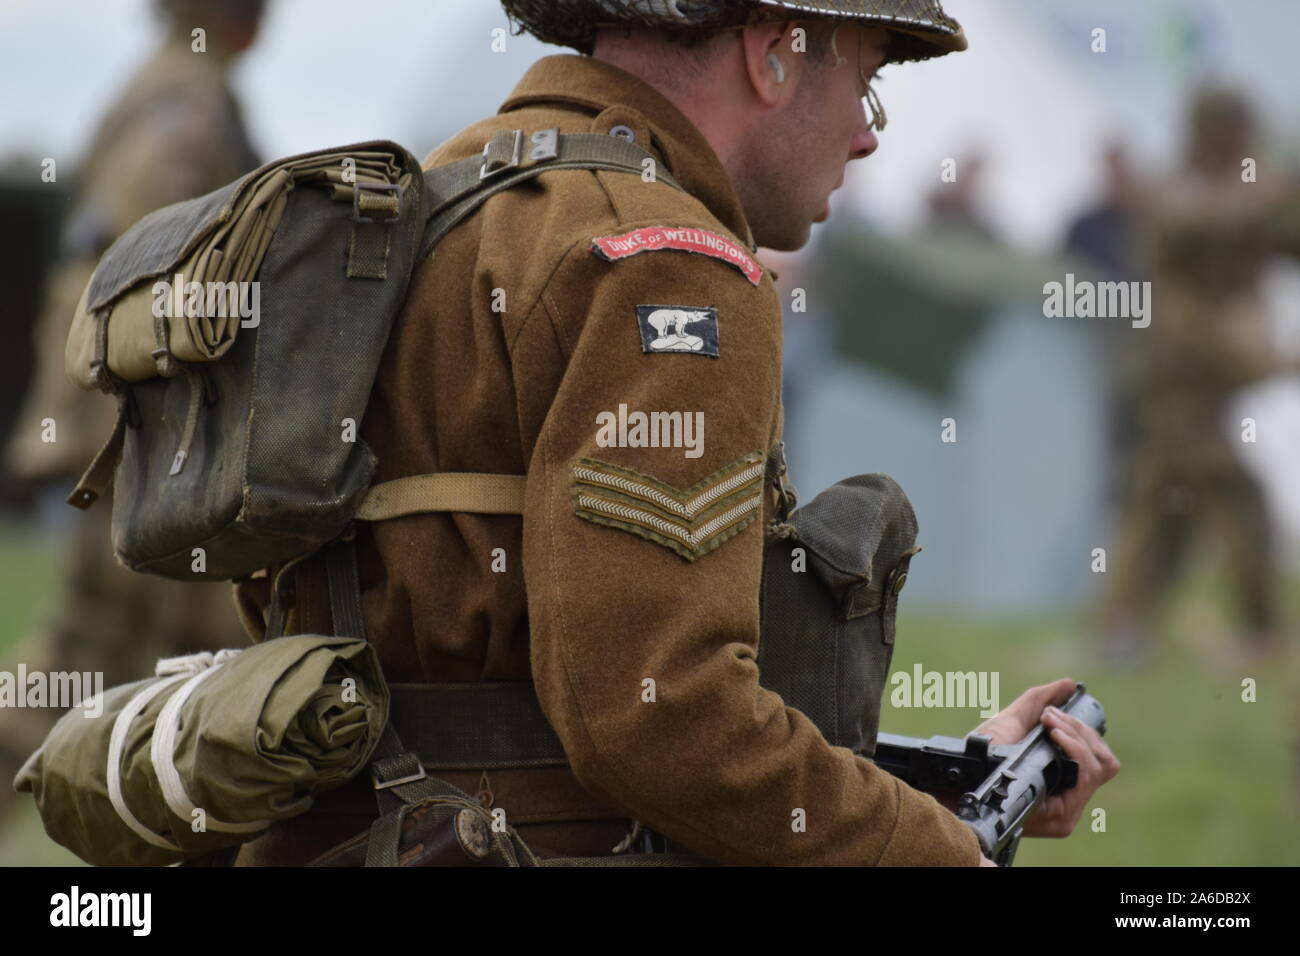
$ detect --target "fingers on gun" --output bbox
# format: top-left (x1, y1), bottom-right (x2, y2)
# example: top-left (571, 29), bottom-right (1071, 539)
top-left (1036, 795), bottom-right (1073, 838)
top-left (1048, 708), bottom-right (1121, 780)
top-left (1020, 678), bottom-right (1075, 718)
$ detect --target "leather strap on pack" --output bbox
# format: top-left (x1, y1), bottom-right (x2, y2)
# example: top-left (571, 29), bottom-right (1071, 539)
top-left (67, 396), bottom-right (132, 510)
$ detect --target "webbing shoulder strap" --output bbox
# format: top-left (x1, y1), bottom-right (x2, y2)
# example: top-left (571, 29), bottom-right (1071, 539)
top-left (418, 128), bottom-right (682, 259)
top-left (360, 129), bottom-right (673, 524)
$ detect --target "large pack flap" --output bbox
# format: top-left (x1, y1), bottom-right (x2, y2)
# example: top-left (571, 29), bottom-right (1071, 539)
top-left (66, 140), bottom-right (421, 390)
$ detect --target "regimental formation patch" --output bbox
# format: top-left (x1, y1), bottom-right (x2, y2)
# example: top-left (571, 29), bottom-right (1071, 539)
top-left (591, 226), bottom-right (763, 286)
top-left (569, 452), bottom-right (765, 562)
top-left (635, 304), bottom-right (719, 357)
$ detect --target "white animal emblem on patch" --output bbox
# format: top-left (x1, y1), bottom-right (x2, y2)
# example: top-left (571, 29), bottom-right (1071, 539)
top-left (635, 305), bottom-right (719, 358)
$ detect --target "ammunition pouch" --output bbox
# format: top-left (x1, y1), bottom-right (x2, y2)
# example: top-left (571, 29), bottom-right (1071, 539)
top-left (757, 473), bottom-right (919, 758)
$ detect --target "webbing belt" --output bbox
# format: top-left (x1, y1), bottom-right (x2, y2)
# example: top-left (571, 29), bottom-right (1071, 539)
top-left (389, 682), bottom-right (567, 769)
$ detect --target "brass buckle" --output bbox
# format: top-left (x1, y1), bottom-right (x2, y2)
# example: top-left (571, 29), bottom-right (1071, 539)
top-left (352, 181), bottom-right (402, 224)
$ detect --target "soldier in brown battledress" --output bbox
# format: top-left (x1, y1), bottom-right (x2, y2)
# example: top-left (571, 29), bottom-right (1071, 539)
top-left (228, 0), bottom-right (1118, 867)
top-left (1101, 87), bottom-right (1300, 664)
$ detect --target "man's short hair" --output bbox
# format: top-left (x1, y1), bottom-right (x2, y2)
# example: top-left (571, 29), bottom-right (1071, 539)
top-left (629, 18), bottom-right (850, 90)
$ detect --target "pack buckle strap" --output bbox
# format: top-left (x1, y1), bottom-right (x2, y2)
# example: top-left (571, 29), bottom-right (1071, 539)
top-left (370, 752), bottom-right (427, 791)
top-left (67, 397), bottom-right (130, 510)
top-left (419, 129), bottom-right (684, 260)
top-left (352, 181), bottom-right (402, 224)
top-left (347, 180), bottom-right (403, 281)
top-left (478, 128), bottom-right (565, 181)
top-left (480, 128), bottom-right (524, 180)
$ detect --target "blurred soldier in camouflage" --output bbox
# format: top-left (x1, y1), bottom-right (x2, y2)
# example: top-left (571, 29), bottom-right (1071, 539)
top-left (0, 0), bottom-right (267, 816)
top-left (1100, 87), bottom-right (1300, 663)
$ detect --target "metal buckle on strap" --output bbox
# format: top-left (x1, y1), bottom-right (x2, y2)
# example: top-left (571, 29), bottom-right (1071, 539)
top-left (87, 359), bottom-right (114, 394)
top-left (371, 754), bottom-right (427, 791)
top-left (480, 128), bottom-right (523, 180)
top-left (528, 128), bottom-right (559, 162)
top-left (352, 181), bottom-right (402, 224)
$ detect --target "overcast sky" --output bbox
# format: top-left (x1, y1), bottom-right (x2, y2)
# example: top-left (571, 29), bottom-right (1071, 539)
top-left (3, 0), bottom-right (1298, 248)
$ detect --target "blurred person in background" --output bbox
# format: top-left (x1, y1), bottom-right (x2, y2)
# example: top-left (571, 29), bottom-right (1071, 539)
top-left (1066, 141), bottom-right (1140, 282)
top-left (924, 148), bottom-right (998, 243)
top-left (0, 0), bottom-right (268, 818)
top-left (1066, 142), bottom-right (1143, 511)
top-left (1099, 86), bottom-right (1300, 665)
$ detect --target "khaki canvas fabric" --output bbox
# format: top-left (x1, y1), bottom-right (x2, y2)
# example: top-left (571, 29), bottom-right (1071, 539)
top-left (15, 635), bottom-right (387, 866)
top-left (66, 151), bottom-right (405, 388)
top-left (235, 54), bottom-right (982, 866)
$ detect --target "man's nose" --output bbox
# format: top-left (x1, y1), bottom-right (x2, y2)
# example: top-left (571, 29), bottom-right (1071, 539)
top-left (851, 127), bottom-right (879, 161)
top-left (849, 97), bottom-right (879, 160)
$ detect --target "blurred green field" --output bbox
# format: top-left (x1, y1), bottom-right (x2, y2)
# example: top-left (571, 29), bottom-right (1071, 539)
top-left (887, 575), bottom-right (1300, 866)
top-left (0, 524), bottom-right (1295, 866)
top-left (0, 521), bottom-right (82, 866)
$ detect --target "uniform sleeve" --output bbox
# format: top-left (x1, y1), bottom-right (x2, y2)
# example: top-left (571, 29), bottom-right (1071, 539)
top-left (521, 230), bottom-right (982, 865)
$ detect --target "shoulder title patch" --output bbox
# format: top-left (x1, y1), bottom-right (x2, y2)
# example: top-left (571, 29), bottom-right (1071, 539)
top-left (592, 226), bottom-right (763, 286)
top-left (569, 452), bottom-right (765, 562)
top-left (636, 304), bottom-right (719, 357)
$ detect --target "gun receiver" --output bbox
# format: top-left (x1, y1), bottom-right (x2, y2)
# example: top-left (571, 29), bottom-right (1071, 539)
top-left (870, 683), bottom-right (1107, 866)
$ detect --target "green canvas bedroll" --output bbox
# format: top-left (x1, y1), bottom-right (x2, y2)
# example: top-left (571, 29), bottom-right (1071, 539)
top-left (15, 635), bottom-right (387, 866)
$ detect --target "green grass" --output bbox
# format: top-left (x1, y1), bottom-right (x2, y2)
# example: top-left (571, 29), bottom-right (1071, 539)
top-left (0, 522), bottom-right (59, 659)
top-left (0, 522), bottom-right (81, 866)
top-left (0, 524), bottom-right (1295, 866)
top-left (888, 575), bottom-right (1300, 866)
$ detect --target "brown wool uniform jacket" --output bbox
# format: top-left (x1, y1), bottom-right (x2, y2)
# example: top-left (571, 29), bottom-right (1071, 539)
top-left (236, 54), bottom-right (981, 866)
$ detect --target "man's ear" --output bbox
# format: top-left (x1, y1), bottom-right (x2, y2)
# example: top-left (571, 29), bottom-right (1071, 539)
top-left (741, 20), bottom-right (803, 107)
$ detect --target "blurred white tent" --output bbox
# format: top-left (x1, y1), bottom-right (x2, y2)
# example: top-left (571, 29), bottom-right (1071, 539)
top-left (2, 0), bottom-right (1297, 606)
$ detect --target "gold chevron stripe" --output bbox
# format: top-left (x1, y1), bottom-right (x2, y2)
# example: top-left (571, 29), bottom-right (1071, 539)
top-left (570, 460), bottom-right (764, 518)
top-left (569, 453), bottom-right (765, 561)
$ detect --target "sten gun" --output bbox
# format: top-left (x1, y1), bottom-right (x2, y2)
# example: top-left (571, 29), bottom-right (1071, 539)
top-left (871, 682), bottom-right (1107, 866)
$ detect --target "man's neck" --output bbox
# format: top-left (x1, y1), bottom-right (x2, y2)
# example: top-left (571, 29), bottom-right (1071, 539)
top-left (589, 48), bottom-right (745, 181)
